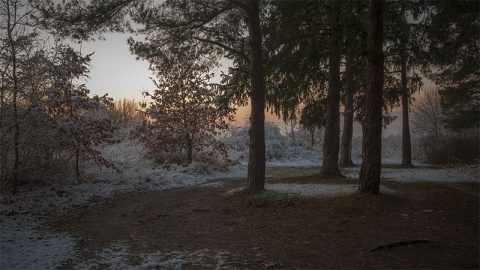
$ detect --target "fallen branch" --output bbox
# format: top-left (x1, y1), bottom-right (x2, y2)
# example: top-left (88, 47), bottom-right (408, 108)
top-left (369, 239), bottom-right (431, 252)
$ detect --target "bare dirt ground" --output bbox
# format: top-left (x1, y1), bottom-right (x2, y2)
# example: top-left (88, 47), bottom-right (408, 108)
top-left (51, 166), bottom-right (479, 269)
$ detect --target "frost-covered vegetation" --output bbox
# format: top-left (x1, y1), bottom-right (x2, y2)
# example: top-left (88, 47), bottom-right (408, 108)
top-left (2, 110), bottom-right (476, 197)
top-left (1, 120), bottom-right (479, 270)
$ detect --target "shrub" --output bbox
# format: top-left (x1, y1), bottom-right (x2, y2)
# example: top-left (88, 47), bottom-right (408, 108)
top-left (421, 135), bottom-right (479, 165)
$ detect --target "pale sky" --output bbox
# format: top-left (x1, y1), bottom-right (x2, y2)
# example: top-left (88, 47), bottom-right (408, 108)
top-left (73, 32), bottom-right (231, 102)
top-left (72, 32), bottom-right (156, 101)
top-left (72, 32), bottom-right (404, 136)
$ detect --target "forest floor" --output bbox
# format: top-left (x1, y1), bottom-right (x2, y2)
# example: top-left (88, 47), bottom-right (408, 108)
top-left (50, 166), bottom-right (479, 269)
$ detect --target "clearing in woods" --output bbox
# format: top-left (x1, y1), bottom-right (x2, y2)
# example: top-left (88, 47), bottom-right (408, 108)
top-left (52, 167), bottom-right (479, 269)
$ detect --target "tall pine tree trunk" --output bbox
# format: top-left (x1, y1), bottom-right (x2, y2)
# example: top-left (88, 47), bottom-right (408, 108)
top-left (339, 33), bottom-right (355, 166)
top-left (358, 0), bottom-right (384, 194)
top-left (340, 0), bottom-right (355, 167)
top-left (400, 52), bottom-right (412, 167)
top-left (321, 0), bottom-right (341, 176)
top-left (400, 1), bottom-right (413, 168)
top-left (245, 0), bottom-right (265, 193)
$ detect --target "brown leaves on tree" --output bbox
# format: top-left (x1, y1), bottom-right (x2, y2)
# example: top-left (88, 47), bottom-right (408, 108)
top-left (135, 49), bottom-right (235, 165)
top-left (45, 45), bottom-right (119, 176)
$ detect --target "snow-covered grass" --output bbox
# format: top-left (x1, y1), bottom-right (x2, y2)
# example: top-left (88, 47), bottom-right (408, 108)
top-left (1, 214), bottom-right (76, 270)
top-left (1, 130), bottom-right (478, 270)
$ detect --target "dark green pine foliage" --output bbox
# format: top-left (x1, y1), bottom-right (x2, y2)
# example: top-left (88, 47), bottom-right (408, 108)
top-left (300, 100), bottom-right (327, 147)
top-left (263, 0), bottom-right (330, 121)
top-left (263, 1), bottom-right (344, 175)
top-left (426, 1), bottom-right (479, 133)
top-left (339, 0), bottom-right (368, 167)
top-left (383, 0), bottom-right (430, 167)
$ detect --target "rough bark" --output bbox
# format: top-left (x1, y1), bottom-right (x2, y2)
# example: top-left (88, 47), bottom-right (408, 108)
top-left (400, 54), bottom-right (412, 167)
top-left (244, 0), bottom-right (265, 193)
top-left (400, 1), bottom-right (413, 168)
top-left (321, 0), bottom-right (342, 176)
top-left (339, 0), bottom-right (356, 168)
top-left (358, 0), bottom-right (384, 195)
top-left (339, 23), bottom-right (355, 167)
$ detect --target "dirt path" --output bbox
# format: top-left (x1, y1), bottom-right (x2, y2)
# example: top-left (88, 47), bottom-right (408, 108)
top-left (52, 167), bottom-right (479, 269)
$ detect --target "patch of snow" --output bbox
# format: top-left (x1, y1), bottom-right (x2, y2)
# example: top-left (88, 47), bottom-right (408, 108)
top-left (137, 249), bottom-right (246, 270)
top-left (0, 214), bottom-right (76, 270)
top-left (138, 250), bottom-right (201, 270)
top-left (200, 182), bottom-right (225, 188)
top-left (73, 241), bottom-right (132, 270)
top-left (342, 164), bottom-right (479, 183)
top-left (266, 158), bottom-right (321, 167)
top-left (214, 250), bottom-right (230, 270)
top-left (263, 184), bottom-right (358, 198)
top-left (226, 183), bottom-right (396, 199)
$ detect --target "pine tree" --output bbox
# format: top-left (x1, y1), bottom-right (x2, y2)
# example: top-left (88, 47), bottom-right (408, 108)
top-left (339, 0), bottom-right (367, 168)
top-left (35, 0), bottom-right (270, 193)
top-left (426, 1), bottom-right (479, 134)
top-left (383, 0), bottom-right (428, 167)
top-left (358, 0), bottom-right (384, 195)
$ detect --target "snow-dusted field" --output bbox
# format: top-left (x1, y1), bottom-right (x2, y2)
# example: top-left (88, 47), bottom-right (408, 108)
top-left (1, 135), bottom-right (478, 270)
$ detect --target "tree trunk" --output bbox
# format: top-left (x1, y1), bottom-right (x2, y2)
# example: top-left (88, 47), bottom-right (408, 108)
top-left (310, 128), bottom-right (315, 147)
top-left (75, 146), bottom-right (80, 177)
top-left (400, 1), bottom-right (413, 168)
top-left (358, 0), bottom-right (384, 195)
top-left (321, 0), bottom-right (342, 176)
top-left (339, 0), bottom-right (355, 168)
top-left (12, 80), bottom-right (19, 195)
top-left (400, 54), bottom-right (412, 167)
top-left (290, 117), bottom-right (295, 145)
top-left (244, 0), bottom-right (265, 193)
top-left (186, 133), bottom-right (193, 163)
top-left (339, 12), bottom-right (355, 167)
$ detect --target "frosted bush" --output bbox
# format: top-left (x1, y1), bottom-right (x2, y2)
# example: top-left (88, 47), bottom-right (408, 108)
top-left (223, 123), bottom-right (322, 164)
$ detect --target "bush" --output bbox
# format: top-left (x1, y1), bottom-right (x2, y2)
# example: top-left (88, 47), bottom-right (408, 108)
top-left (421, 135), bottom-right (479, 165)
top-left (224, 122), bottom-right (322, 163)
top-left (224, 122), bottom-right (289, 161)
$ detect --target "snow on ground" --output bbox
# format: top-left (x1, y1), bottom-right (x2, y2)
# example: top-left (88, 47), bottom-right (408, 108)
top-left (261, 183), bottom-right (397, 199)
top-left (1, 214), bottom-right (76, 270)
top-left (342, 163), bottom-right (479, 183)
top-left (1, 135), bottom-right (478, 269)
top-left (0, 145), bottom-right (251, 270)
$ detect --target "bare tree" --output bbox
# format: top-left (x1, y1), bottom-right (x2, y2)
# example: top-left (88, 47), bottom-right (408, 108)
top-left (1, 0), bottom-right (39, 194)
top-left (411, 86), bottom-right (444, 141)
top-left (108, 98), bottom-right (141, 128)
